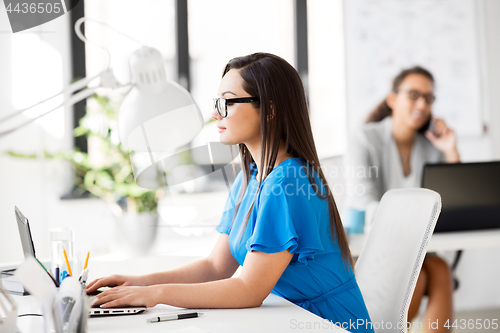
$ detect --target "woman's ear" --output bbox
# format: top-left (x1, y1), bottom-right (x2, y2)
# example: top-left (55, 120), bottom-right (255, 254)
top-left (386, 92), bottom-right (396, 109)
top-left (268, 101), bottom-right (275, 120)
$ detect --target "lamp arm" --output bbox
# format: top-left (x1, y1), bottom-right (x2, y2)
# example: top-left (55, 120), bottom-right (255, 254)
top-left (0, 71), bottom-right (102, 125)
top-left (74, 17), bottom-right (146, 70)
top-left (0, 69), bottom-right (128, 139)
top-left (0, 86), bottom-right (98, 139)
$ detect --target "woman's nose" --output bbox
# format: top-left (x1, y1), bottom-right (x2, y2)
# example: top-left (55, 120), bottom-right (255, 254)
top-left (211, 108), bottom-right (222, 120)
top-left (415, 96), bottom-right (429, 109)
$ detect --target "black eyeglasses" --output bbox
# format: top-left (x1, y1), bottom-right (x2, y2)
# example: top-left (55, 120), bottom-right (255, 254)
top-left (213, 97), bottom-right (260, 118)
top-left (397, 89), bottom-right (436, 105)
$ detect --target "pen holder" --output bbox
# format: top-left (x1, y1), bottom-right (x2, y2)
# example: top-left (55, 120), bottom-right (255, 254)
top-left (50, 277), bottom-right (92, 333)
top-left (58, 277), bottom-right (83, 333)
top-left (14, 258), bottom-right (91, 333)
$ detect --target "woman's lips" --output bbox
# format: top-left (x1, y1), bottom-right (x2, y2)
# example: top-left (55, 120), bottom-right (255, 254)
top-left (217, 126), bottom-right (226, 133)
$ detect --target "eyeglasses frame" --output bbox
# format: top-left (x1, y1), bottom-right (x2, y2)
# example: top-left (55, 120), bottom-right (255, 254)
top-left (213, 97), bottom-right (260, 118)
top-left (396, 89), bottom-right (436, 105)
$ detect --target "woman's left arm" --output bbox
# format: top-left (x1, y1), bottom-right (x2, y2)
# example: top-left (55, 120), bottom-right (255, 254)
top-left (425, 118), bottom-right (460, 163)
top-left (93, 250), bottom-right (293, 309)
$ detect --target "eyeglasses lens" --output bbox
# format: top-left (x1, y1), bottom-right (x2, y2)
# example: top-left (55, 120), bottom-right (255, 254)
top-left (214, 98), bottom-right (227, 118)
top-left (407, 90), bottom-right (435, 105)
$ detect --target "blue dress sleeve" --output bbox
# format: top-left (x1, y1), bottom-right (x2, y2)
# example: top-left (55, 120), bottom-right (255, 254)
top-left (215, 171), bottom-right (243, 235)
top-left (245, 181), bottom-right (325, 266)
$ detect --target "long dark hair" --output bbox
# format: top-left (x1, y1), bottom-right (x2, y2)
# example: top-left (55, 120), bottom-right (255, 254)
top-left (366, 66), bottom-right (434, 133)
top-left (223, 53), bottom-right (353, 268)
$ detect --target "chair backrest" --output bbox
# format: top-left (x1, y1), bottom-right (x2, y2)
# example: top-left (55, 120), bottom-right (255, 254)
top-left (355, 188), bottom-right (441, 333)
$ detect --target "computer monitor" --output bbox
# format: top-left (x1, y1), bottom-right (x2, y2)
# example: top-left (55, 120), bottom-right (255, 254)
top-left (422, 161), bottom-right (500, 233)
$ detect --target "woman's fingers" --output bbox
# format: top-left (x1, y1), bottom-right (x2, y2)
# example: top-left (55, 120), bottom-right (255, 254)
top-left (431, 118), bottom-right (447, 136)
top-left (93, 288), bottom-right (121, 306)
top-left (425, 130), bottom-right (437, 142)
top-left (99, 298), bottom-right (129, 309)
top-left (86, 278), bottom-right (107, 293)
top-left (86, 279), bottom-right (99, 291)
top-left (93, 286), bottom-right (157, 308)
top-left (86, 275), bottom-right (122, 293)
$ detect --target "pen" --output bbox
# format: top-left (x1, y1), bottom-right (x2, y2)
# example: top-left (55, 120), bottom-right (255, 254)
top-left (79, 268), bottom-right (89, 284)
top-left (55, 266), bottom-right (60, 287)
top-left (63, 248), bottom-right (73, 277)
top-left (147, 312), bottom-right (203, 323)
top-left (84, 252), bottom-right (90, 270)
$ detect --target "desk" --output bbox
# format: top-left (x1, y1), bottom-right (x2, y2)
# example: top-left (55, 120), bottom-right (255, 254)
top-left (348, 229), bottom-right (500, 257)
top-left (11, 255), bottom-right (349, 333)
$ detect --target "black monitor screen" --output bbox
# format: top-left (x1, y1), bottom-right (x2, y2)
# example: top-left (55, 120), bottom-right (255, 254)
top-left (422, 161), bottom-right (500, 233)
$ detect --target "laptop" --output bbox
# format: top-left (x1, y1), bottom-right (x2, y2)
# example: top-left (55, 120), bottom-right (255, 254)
top-left (89, 304), bottom-right (146, 316)
top-left (15, 206), bottom-right (36, 258)
top-left (13, 207), bottom-right (146, 316)
top-left (422, 161), bottom-right (500, 233)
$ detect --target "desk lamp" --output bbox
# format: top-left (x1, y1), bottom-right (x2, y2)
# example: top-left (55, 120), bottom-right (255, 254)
top-left (0, 17), bottom-right (203, 188)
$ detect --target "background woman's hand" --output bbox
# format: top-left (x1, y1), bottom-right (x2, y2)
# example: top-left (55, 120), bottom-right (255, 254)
top-left (425, 118), bottom-right (460, 162)
top-left (86, 274), bottom-right (145, 294)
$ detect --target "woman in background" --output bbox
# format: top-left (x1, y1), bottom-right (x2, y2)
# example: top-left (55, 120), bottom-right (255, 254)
top-left (88, 53), bottom-right (373, 332)
top-left (345, 66), bottom-right (459, 332)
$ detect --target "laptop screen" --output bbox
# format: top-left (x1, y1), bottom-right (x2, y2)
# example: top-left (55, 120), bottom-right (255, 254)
top-left (422, 161), bottom-right (500, 233)
top-left (15, 206), bottom-right (36, 258)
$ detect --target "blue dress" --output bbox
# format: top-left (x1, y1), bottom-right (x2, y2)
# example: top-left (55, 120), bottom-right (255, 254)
top-left (216, 157), bottom-right (374, 333)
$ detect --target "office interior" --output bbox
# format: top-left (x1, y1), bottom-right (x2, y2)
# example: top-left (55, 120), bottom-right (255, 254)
top-left (0, 0), bottom-right (499, 329)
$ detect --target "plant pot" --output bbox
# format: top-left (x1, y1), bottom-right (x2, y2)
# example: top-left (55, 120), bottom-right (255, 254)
top-left (114, 212), bottom-right (159, 256)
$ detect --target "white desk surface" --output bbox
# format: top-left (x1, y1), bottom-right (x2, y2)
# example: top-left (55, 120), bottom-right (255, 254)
top-left (348, 228), bottom-right (500, 257)
top-left (12, 255), bottom-right (348, 333)
top-left (8, 229), bottom-right (500, 332)
top-left (13, 293), bottom-right (346, 333)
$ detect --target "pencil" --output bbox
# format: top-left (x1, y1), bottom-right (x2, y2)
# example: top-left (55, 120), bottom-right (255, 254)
top-left (35, 258), bottom-right (58, 287)
top-left (63, 249), bottom-right (73, 276)
top-left (84, 252), bottom-right (90, 270)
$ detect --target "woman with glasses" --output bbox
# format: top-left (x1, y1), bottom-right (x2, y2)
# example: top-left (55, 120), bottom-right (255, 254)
top-left (88, 53), bottom-right (373, 332)
top-left (345, 66), bottom-right (459, 333)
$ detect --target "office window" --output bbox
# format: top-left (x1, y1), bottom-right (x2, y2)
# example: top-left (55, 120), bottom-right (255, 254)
top-left (307, 0), bottom-right (347, 158)
top-left (188, 0), bottom-right (346, 159)
top-left (83, 0), bottom-right (177, 165)
top-left (84, 0), bottom-right (176, 84)
top-left (188, 0), bottom-right (295, 123)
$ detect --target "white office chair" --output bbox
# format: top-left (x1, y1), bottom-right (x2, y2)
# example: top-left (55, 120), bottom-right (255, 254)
top-left (355, 188), bottom-right (441, 333)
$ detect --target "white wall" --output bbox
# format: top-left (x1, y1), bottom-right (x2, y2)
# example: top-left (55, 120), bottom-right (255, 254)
top-left (484, 0), bottom-right (500, 160)
top-left (450, 0), bottom-right (500, 311)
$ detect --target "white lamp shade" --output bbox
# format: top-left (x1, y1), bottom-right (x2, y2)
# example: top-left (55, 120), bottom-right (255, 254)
top-left (118, 83), bottom-right (203, 152)
top-left (117, 47), bottom-right (203, 152)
